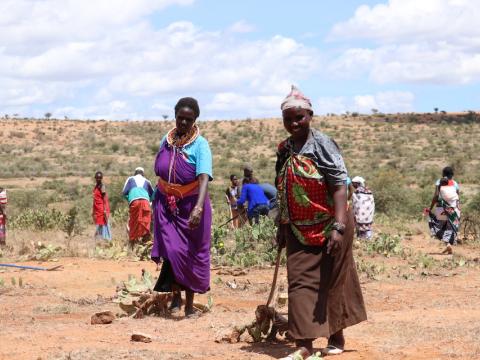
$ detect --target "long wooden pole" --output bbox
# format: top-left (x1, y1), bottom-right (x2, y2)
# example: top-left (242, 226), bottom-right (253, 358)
top-left (266, 246), bottom-right (282, 307)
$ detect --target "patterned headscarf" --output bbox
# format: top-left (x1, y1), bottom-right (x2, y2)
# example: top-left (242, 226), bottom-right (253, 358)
top-left (352, 176), bottom-right (366, 187)
top-left (280, 85), bottom-right (313, 113)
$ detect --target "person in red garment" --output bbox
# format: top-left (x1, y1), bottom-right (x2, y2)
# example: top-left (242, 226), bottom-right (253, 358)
top-left (122, 167), bottom-right (154, 243)
top-left (0, 187), bottom-right (7, 246)
top-left (92, 171), bottom-right (111, 241)
top-left (276, 86), bottom-right (367, 359)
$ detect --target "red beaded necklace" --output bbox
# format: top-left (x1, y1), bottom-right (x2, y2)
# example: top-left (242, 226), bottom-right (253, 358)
top-left (166, 125), bottom-right (199, 148)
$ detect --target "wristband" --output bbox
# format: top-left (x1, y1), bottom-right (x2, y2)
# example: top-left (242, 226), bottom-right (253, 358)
top-left (332, 221), bottom-right (346, 235)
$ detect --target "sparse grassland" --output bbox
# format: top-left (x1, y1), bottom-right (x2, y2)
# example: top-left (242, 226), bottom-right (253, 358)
top-left (1, 114), bottom-right (480, 359)
top-left (1, 114), bottom-right (480, 258)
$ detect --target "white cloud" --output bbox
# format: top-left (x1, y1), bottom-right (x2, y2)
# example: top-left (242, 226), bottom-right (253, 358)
top-left (330, 0), bottom-right (480, 44)
top-left (0, 1), bottom-right (320, 119)
top-left (329, 0), bottom-right (480, 85)
top-left (317, 91), bottom-right (414, 114)
top-left (228, 20), bottom-right (256, 33)
top-left (205, 92), bottom-right (283, 118)
top-left (55, 101), bottom-right (140, 121)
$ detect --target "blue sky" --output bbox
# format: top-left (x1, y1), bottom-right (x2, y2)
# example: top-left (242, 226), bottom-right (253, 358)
top-left (0, 0), bottom-right (479, 120)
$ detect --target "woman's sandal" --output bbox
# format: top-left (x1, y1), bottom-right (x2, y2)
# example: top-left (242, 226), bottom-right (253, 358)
top-left (320, 344), bottom-right (344, 356)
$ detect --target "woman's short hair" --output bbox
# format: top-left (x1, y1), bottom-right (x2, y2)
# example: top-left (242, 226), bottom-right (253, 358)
top-left (442, 166), bottom-right (454, 179)
top-left (230, 174), bottom-right (237, 181)
top-left (175, 97), bottom-right (200, 118)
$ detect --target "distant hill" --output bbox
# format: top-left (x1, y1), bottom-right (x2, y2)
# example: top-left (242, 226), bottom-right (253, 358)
top-left (1, 113), bottom-right (479, 218)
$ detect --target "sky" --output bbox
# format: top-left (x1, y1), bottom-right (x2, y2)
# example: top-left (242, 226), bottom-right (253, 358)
top-left (1, 0), bottom-right (479, 120)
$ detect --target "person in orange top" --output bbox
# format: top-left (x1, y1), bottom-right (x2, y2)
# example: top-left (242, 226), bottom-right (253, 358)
top-left (92, 171), bottom-right (111, 241)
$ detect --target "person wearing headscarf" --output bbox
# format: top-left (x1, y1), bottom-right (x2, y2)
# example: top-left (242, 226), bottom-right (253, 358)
top-left (122, 167), bottom-right (154, 243)
top-left (351, 176), bottom-right (375, 240)
top-left (151, 97), bottom-right (213, 318)
top-left (92, 171), bottom-right (111, 241)
top-left (276, 86), bottom-right (367, 359)
top-left (427, 166), bottom-right (460, 254)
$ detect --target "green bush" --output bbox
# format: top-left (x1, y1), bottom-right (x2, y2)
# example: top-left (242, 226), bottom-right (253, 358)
top-left (211, 217), bottom-right (281, 267)
top-left (10, 207), bottom-right (85, 236)
top-left (365, 233), bottom-right (403, 257)
top-left (10, 208), bottom-right (67, 231)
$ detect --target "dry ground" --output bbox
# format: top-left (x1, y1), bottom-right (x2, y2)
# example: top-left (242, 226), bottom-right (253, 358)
top-left (2, 115), bottom-right (480, 359)
top-left (1, 233), bottom-right (480, 360)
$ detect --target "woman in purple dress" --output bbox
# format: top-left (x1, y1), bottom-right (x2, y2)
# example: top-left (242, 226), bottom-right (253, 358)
top-left (151, 97), bottom-right (213, 318)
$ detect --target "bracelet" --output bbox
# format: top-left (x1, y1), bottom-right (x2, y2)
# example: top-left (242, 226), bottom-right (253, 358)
top-left (194, 206), bottom-right (203, 212)
top-left (332, 221), bottom-right (346, 235)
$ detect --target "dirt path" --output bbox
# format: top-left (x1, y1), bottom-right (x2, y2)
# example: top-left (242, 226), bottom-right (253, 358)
top-left (1, 251), bottom-right (480, 360)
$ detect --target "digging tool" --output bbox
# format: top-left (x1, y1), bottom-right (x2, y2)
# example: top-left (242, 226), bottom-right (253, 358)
top-left (218, 213), bottom-right (242, 228)
top-left (0, 263), bottom-right (63, 271)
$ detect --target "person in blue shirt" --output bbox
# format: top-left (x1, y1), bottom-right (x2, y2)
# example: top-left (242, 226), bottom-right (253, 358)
top-left (122, 167), bottom-right (154, 243)
top-left (237, 178), bottom-right (270, 225)
top-left (258, 182), bottom-right (277, 209)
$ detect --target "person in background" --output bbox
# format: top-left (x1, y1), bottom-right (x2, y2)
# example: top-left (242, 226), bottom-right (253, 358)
top-left (258, 182), bottom-right (278, 210)
top-left (237, 177), bottom-right (270, 225)
top-left (92, 171), bottom-right (111, 241)
top-left (225, 174), bottom-right (245, 228)
top-left (346, 176), bottom-right (355, 202)
top-left (351, 176), bottom-right (375, 240)
top-left (151, 97), bottom-right (213, 318)
top-left (427, 166), bottom-right (460, 254)
top-left (0, 187), bottom-right (7, 246)
top-left (122, 167), bottom-right (154, 244)
top-left (276, 86), bottom-right (366, 359)
top-left (242, 164), bottom-right (258, 185)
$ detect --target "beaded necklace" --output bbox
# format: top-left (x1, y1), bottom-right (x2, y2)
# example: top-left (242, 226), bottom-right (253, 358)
top-left (166, 124), bottom-right (199, 148)
top-left (164, 124), bottom-right (200, 215)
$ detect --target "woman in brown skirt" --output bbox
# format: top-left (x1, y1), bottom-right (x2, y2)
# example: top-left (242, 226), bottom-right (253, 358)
top-left (276, 86), bottom-right (367, 359)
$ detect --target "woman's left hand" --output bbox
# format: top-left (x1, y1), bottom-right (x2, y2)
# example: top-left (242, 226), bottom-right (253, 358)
top-left (327, 230), bottom-right (343, 256)
top-left (188, 206), bottom-right (203, 229)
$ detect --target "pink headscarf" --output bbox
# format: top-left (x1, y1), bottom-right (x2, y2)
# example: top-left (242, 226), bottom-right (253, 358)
top-left (280, 85), bottom-right (313, 113)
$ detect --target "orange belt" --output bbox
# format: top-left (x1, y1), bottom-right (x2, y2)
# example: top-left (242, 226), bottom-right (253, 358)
top-left (157, 178), bottom-right (199, 198)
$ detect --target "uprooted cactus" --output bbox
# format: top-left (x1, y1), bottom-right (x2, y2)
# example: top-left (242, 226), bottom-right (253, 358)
top-left (114, 269), bottom-right (213, 318)
top-left (30, 242), bottom-right (63, 261)
top-left (217, 305), bottom-right (290, 343)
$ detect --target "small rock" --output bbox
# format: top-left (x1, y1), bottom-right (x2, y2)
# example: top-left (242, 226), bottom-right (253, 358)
top-left (226, 279), bottom-right (238, 289)
top-left (131, 333), bottom-right (152, 343)
top-left (91, 311), bottom-right (115, 325)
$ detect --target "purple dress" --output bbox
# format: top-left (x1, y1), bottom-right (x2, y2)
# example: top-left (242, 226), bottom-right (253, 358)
top-left (151, 137), bottom-right (212, 294)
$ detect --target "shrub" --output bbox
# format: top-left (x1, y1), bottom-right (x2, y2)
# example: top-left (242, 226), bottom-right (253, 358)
top-left (365, 233), bottom-right (403, 257)
top-left (211, 217), bottom-right (281, 267)
top-left (10, 208), bottom-right (67, 231)
top-left (111, 143), bottom-right (120, 152)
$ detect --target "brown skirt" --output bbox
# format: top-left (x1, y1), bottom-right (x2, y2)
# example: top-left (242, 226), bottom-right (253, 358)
top-left (286, 209), bottom-right (367, 340)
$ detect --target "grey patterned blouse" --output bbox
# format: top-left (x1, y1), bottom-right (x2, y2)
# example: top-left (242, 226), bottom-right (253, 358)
top-left (275, 128), bottom-right (347, 186)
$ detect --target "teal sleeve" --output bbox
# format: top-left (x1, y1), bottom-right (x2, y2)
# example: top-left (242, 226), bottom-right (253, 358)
top-left (196, 138), bottom-right (213, 180)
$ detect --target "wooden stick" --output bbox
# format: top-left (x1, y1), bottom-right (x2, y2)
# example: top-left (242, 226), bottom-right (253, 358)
top-left (266, 246), bottom-right (282, 308)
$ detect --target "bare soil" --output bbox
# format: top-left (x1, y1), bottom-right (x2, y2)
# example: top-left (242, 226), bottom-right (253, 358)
top-left (1, 235), bottom-right (480, 360)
